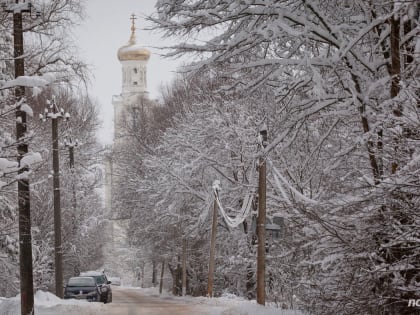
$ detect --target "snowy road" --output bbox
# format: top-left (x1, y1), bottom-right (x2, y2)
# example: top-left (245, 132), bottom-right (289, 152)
top-left (103, 286), bottom-right (227, 315)
top-left (0, 287), bottom-right (304, 315)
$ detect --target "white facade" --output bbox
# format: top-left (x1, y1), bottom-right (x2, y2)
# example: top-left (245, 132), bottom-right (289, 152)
top-left (105, 16), bottom-right (151, 214)
top-left (121, 60), bottom-right (148, 96)
top-left (112, 16), bottom-right (151, 144)
top-left (103, 17), bottom-right (152, 280)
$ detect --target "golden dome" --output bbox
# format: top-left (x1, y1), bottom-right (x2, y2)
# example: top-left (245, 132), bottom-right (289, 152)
top-left (117, 15), bottom-right (150, 61)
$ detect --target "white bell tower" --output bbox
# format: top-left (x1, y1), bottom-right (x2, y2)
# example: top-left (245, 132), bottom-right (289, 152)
top-left (103, 15), bottom-right (152, 282)
top-left (112, 14), bottom-right (151, 142)
top-left (117, 14), bottom-right (150, 97)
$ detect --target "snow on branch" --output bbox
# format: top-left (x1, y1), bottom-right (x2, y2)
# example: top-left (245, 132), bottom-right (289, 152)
top-left (19, 152), bottom-right (42, 169)
top-left (0, 73), bottom-right (56, 91)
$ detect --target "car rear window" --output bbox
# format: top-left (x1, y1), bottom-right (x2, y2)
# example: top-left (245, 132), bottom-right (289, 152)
top-left (67, 277), bottom-right (95, 286)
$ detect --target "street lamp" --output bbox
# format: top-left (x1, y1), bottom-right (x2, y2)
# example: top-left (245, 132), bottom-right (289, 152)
top-left (39, 96), bottom-right (69, 298)
top-left (1, 1), bottom-right (40, 314)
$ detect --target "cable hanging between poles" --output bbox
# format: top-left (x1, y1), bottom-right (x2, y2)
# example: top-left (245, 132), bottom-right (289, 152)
top-left (267, 157), bottom-right (318, 205)
top-left (209, 154), bottom-right (318, 230)
top-left (211, 157), bottom-right (258, 229)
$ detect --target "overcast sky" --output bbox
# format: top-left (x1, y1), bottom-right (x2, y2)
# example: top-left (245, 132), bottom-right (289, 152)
top-left (75, 0), bottom-right (181, 144)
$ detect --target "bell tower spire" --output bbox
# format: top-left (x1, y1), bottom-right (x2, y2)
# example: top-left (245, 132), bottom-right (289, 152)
top-left (112, 14), bottom-right (151, 143)
top-left (129, 13), bottom-right (137, 45)
top-left (116, 14), bottom-right (150, 96)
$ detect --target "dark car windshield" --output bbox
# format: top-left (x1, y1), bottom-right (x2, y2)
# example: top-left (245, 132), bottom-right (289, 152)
top-left (93, 275), bottom-right (106, 285)
top-left (67, 277), bottom-right (96, 287)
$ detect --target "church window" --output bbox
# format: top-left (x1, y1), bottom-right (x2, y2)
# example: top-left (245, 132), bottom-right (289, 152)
top-left (133, 68), bottom-right (138, 74)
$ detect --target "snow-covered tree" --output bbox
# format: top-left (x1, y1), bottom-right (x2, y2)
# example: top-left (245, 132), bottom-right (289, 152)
top-left (121, 70), bottom-right (268, 296)
top-left (28, 89), bottom-right (106, 290)
top-left (148, 1), bottom-right (419, 314)
top-left (0, 0), bottom-right (105, 297)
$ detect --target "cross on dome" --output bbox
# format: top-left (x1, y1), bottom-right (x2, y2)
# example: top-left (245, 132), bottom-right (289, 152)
top-left (117, 14), bottom-right (150, 61)
top-left (129, 13), bottom-right (137, 44)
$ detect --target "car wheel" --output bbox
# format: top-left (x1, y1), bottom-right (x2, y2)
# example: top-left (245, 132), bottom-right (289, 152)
top-left (104, 292), bottom-right (112, 304)
top-left (103, 292), bottom-right (108, 304)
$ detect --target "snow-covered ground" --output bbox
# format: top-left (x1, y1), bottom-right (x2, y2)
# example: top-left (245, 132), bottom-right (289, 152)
top-left (0, 287), bottom-right (306, 315)
top-left (0, 290), bottom-right (106, 315)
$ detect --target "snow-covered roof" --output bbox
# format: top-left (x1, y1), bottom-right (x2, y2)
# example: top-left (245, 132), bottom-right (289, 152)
top-left (80, 270), bottom-right (104, 276)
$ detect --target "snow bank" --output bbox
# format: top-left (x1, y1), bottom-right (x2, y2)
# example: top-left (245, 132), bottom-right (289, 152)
top-left (190, 294), bottom-right (305, 315)
top-left (0, 291), bottom-right (105, 315)
top-left (223, 303), bottom-right (306, 315)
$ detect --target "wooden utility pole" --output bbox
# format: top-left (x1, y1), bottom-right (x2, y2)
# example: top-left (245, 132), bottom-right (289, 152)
top-left (68, 140), bottom-right (77, 213)
top-left (257, 124), bottom-right (267, 305)
top-left (3, 2), bottom-right (36, 314)
top-left (182, 238), bottom-right (187, 296)
top-left (52, 100), bottom-right (63, 298)
top-left (141, 263), bottom-right (145, 288)
top-left (41, 98), bottom-right (67, 298)
top-left (159, 259), bottom-right (165, 294)
top-left (152, 260), bottom-right (157, 287)
top-left (207, 187), bottom-right (219, 297)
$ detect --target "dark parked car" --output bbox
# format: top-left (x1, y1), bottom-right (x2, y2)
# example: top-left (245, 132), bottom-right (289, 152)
top-left (64, 276), bottom-right (101, 302)
top-left (80, 271), bottom-right (112, 303)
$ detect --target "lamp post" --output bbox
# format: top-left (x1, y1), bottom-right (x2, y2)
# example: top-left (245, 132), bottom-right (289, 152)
top-left (40, 97), bottom-right (69, 298)
top-left (1, 1), bottom-right (40, 314)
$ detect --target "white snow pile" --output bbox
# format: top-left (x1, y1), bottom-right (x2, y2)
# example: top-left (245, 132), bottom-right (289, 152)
top-left (0, 291), bottom-right (106, 315)
top-left (181, 293), bottom-right (306, 315)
